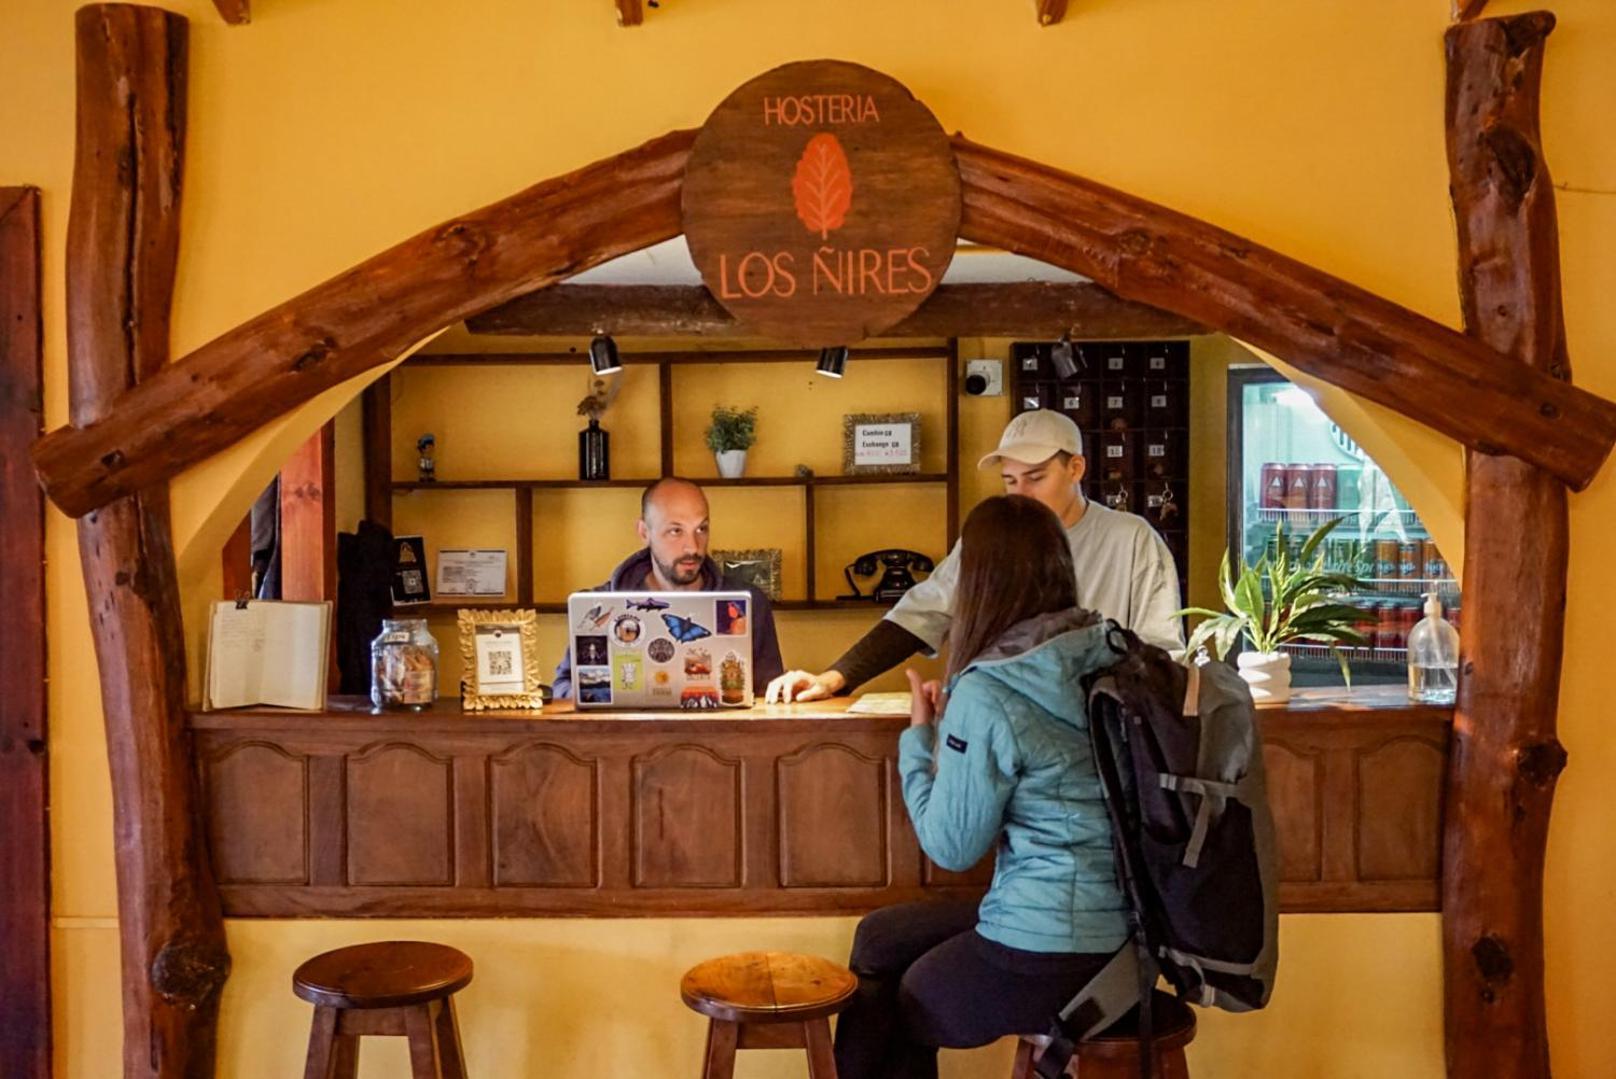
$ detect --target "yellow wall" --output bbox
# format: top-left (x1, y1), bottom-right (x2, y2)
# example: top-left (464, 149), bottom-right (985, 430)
top-left (9, 0), bottom-right (1616, 1075)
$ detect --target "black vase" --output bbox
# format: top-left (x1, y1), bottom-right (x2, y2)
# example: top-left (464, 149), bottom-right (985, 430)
top-left (579, 418), bottom-right (610, 481)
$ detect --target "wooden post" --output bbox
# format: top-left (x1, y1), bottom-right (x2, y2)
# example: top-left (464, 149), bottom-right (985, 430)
top-left (1443, 13), bottom-right (1567, 1078)
top-left (279, 422), bottom-right (337, 602)
top-left (67, 8), bottom-right (230, 1078)
top-left (0, 186), bottom-right (48, 1079)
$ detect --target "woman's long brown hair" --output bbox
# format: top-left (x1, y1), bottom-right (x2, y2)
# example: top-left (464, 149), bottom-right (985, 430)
top-left (945, 495), bottom-right (1078, 684)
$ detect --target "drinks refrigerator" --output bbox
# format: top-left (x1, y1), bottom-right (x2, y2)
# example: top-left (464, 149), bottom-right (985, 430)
top-left (1226, 367), bottom-right (1461, 686)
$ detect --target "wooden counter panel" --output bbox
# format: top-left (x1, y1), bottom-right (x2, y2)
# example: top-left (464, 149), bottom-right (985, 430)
top-left (193, 688), bottom-right (1449, 917)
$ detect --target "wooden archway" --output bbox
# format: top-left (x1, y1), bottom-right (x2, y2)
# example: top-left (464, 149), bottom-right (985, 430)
top-left (38, 6), bottom-right (1584, 1078)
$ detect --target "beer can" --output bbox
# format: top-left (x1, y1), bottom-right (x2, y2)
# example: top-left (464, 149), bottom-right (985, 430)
top-left (1398, 541), bottom-right (1422, 583)
top-left (1285, 464), bottom-right (1313, 511)
top-left (1397, 603), bottom-right (1420, 640)
top-left (1374, 603), bottom-right (1400, 650)
top-left (1374, 539), bottom-right (1399, 581)
top-left (1260, 462), bottom-right (1288, 523)
top-left (1309, 463), bottom-right (1338, 512)
top-left (1423, 540), bottom-right (1447, 581)
top-left (1334, 465), bottom-right (1363, 512)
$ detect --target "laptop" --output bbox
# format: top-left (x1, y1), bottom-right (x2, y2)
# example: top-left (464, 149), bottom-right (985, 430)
top-left (567, 590), bottom-right (755, 709)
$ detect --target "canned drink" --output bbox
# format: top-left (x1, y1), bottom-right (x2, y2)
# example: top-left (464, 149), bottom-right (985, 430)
top-left (1374, 539), bottom-right (1400, 581)
top-left (1423, 541), bottom-right (1447, 581)
top-left (1397, 603), bottom-right (1420, 639)
top-left (1309, 463), bottom-right (1338, 512)
top-left (1285, 464), bottom-right (1313, 511)
top-left (1259, 462), bottom-right (1287, 523)
top-left (1335, 465), bottom-right (1363, 512)
top-left (1398, 541), bottom-right (1422, 582)
top-left (1380, 604), bottom-right (1407, 650)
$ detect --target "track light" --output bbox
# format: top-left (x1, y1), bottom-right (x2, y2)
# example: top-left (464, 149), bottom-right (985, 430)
top-left (589, 334), bottom-right (623, 376)
top-left (816, 346), bottom-right (849, 379)
top-left (1050, 332), bottom-right (1080, 380)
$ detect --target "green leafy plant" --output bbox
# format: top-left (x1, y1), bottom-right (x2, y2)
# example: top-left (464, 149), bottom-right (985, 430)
top-left (705, 405), bottom-right (758, 453)
top-left (1178, 516), bottom-right (1371, 684)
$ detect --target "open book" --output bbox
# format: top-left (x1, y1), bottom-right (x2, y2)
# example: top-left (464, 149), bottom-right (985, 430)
top-left (204, 600), bottom-right (332, 711)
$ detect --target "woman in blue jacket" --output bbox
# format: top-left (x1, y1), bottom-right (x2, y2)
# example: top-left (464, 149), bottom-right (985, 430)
top-left (833, 495), bottom-right (1130, 1079)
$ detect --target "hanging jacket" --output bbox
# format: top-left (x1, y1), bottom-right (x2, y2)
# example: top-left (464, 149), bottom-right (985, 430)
top-left (898, 607), bottom-right (1130, 955)
top-left (551, 547), bottom-right (785, 699)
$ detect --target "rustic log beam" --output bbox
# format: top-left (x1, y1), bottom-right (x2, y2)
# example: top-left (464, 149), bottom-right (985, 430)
top-left (1037, 0), bottom-right (1069, 27)
top-left (66, 8), bottom-right (230, 1079)
top-left (616, 0), bottom-right (643, 27)
top-left (467, 281), bottom-right (1204, 339)
top-left (952, 136), bottom-right (1616, 490)
top-left (279, 422), bottom-right (336, 602)
top-left (32, 128), bottom-right (694, 519)
top-left (210, 0), bottom-right (248, 24)
top-left (31, 125), bottom-right (1616, 516)
top-left (1455, 1), bottom-right (1490, 21)
top-left (1443, 13), bottom-right (1565, 1079)
top-left (0, 186), bottom-right (48, 1079)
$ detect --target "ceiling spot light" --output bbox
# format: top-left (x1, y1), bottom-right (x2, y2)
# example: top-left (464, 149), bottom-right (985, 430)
top-left (816, 346), bottom-right (849, 379)
top-left (589, 334), bottom-right (623, 375)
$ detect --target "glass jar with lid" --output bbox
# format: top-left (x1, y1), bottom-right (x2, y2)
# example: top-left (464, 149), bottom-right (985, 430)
top-left (370, 618), bottom-right (438, 711)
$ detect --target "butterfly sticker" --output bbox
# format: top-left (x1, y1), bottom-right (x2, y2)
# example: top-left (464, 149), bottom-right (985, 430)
top-left (661, 612), bottom-right (712, 644)
top-left (629, 597), bottom-right (670, 612)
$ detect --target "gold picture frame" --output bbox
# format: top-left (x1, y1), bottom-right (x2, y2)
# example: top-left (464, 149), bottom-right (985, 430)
top-left (843, 411), bottom-right (921, 475)
top-left (711, 548), bottom-right (784, 601)
top-left (457, 608), bottom-right (544, 710)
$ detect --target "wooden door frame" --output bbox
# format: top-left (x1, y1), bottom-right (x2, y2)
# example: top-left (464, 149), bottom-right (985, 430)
top-left (1, 186), bottom-right (48, 1079)
top-left (34, 6), bottom-right (1592, 1077)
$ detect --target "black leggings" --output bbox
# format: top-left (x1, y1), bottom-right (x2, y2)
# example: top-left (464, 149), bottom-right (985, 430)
top-left (832, 900), bottom-right (1113, 1079)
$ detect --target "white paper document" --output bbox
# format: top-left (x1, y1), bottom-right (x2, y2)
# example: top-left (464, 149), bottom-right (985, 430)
top-left (204, 600), bottom-right (331, 711)
top-left (435, 548), bottom-right (509, 597)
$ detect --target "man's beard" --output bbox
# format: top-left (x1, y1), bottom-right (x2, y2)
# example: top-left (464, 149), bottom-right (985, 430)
top-left (654, 553), bottom-right (703, 586)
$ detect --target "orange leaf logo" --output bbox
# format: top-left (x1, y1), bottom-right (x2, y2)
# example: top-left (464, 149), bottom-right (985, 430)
top-left (791, 133), bottom-right (853, 240)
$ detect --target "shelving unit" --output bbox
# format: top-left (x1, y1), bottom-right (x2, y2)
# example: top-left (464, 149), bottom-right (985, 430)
top-left (362, 344), bottom-right (961, 612)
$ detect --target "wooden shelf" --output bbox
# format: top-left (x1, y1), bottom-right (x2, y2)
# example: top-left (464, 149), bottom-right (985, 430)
top-left (390, 473), bottom-right (950, 492)
top-left (367, 344), bottom-right (963, 609)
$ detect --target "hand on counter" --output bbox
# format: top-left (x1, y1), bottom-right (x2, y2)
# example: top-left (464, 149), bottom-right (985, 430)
top-left (765, 669), bottom-right (847, 704)
top-left (905, 668), bottom-right (943, 728)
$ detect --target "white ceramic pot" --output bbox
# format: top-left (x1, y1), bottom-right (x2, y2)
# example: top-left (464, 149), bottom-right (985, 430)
top-left (1236, 650), bottom-right (1293, 704)
top-left (715, 449), bottom-right (748, 478)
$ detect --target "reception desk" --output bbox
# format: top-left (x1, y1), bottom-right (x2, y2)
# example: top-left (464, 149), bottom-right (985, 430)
top-left (189, 686), bottom-right (1448, 918)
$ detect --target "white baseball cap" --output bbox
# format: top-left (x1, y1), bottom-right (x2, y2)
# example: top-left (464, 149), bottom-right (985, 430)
top-left (977, 409), bottom-right (1084, 468)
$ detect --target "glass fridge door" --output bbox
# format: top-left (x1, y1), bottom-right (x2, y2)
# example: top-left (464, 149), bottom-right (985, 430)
top-left (1228, 368), bottom-right (1460, 686)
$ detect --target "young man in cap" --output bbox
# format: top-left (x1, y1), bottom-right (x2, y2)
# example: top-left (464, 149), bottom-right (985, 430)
top-left (765, 410), bottom-right (1183, 703)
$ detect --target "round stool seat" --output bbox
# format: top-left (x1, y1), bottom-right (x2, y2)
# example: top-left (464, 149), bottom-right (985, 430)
top-left (293, 940), bottom-right (474, 1010)
top-left (680, 951), bottom-right (857, 1025)
top-left (1080, 990), bottom-right (1197, 1059)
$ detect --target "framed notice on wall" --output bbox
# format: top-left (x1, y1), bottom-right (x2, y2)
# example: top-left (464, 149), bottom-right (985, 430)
top-left (843, 412), bottom-right (920, 475)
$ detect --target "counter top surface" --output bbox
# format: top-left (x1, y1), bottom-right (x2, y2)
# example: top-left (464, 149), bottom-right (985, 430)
top-left (190, 683), bottom-right (1448, 732)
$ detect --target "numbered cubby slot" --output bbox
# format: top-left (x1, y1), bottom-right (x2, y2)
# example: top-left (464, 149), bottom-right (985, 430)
top-left (1130, 339), bottom-right (1190, 381)
top-left (1144, 378), bottom-right (1189, 428)
top-left (1098, 378), bottom-right (1147, 430)
top-left (1135, 479), bottom-right (1188, 532)
top-left (1055, 380), bottom-right (1102, 428)
top-left (1095, 430), bottom-right (1139, 482)
top-left (1139, 429), bottom-right (1188, 479)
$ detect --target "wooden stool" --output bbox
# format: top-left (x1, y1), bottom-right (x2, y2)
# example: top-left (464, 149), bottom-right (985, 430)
top-left (293, 940), bottom-right (473, 1079)
top-left (680, 951), bottom-right (857, 1078)
top-left (1010, 991), bottom-right (1195, 1079)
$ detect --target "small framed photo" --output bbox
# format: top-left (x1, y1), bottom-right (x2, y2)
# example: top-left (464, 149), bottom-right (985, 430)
top-left (843, 412), bottom-right (921, 475)
top-left (711, 548), bottom-right (784, 601)
top-left (390, 535), bottom-right (431, 605)
top-left (457, 609), bottom-right (543, 710)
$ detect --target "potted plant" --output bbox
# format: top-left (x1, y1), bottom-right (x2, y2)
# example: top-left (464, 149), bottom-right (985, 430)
top-left (1179, 517), bottom-right (1371, 703)
top-left (705, 405), bottom-right (758, 478)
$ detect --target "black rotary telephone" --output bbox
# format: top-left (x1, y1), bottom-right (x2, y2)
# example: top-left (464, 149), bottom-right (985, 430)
top-left (840, 549), bottom-right (935, 602)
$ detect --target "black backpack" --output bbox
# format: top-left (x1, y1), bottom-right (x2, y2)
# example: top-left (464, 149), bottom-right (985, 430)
top-left (1035, 624), bottom-right (1279, 1078)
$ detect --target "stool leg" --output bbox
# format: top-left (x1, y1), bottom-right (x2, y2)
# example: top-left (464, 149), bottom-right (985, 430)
top-left (405, 1003), bottom-right (444, 1079)
top-left (803, 1019), bottom-right (837, 1079)
top-left (702, 1019), bottom-right (738, 1079)
top-left (304, 1006), bottom-right (353, 1079)
top-left (434, 997), bottom-right (469, 1079)
top-left (1011, 1038), bottom-right (1037, 1079)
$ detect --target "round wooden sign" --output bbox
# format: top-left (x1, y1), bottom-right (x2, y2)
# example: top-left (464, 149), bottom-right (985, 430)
top-left (682, 61), bottom-right (961, 347)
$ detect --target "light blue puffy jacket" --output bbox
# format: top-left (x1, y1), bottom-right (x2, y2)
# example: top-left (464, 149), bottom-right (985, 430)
top-left (898, 608), bottom-right (1130, 955)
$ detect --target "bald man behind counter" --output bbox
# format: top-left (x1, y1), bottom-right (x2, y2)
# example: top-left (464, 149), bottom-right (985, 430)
top-left (551, 477), bottom-right (786, 700)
